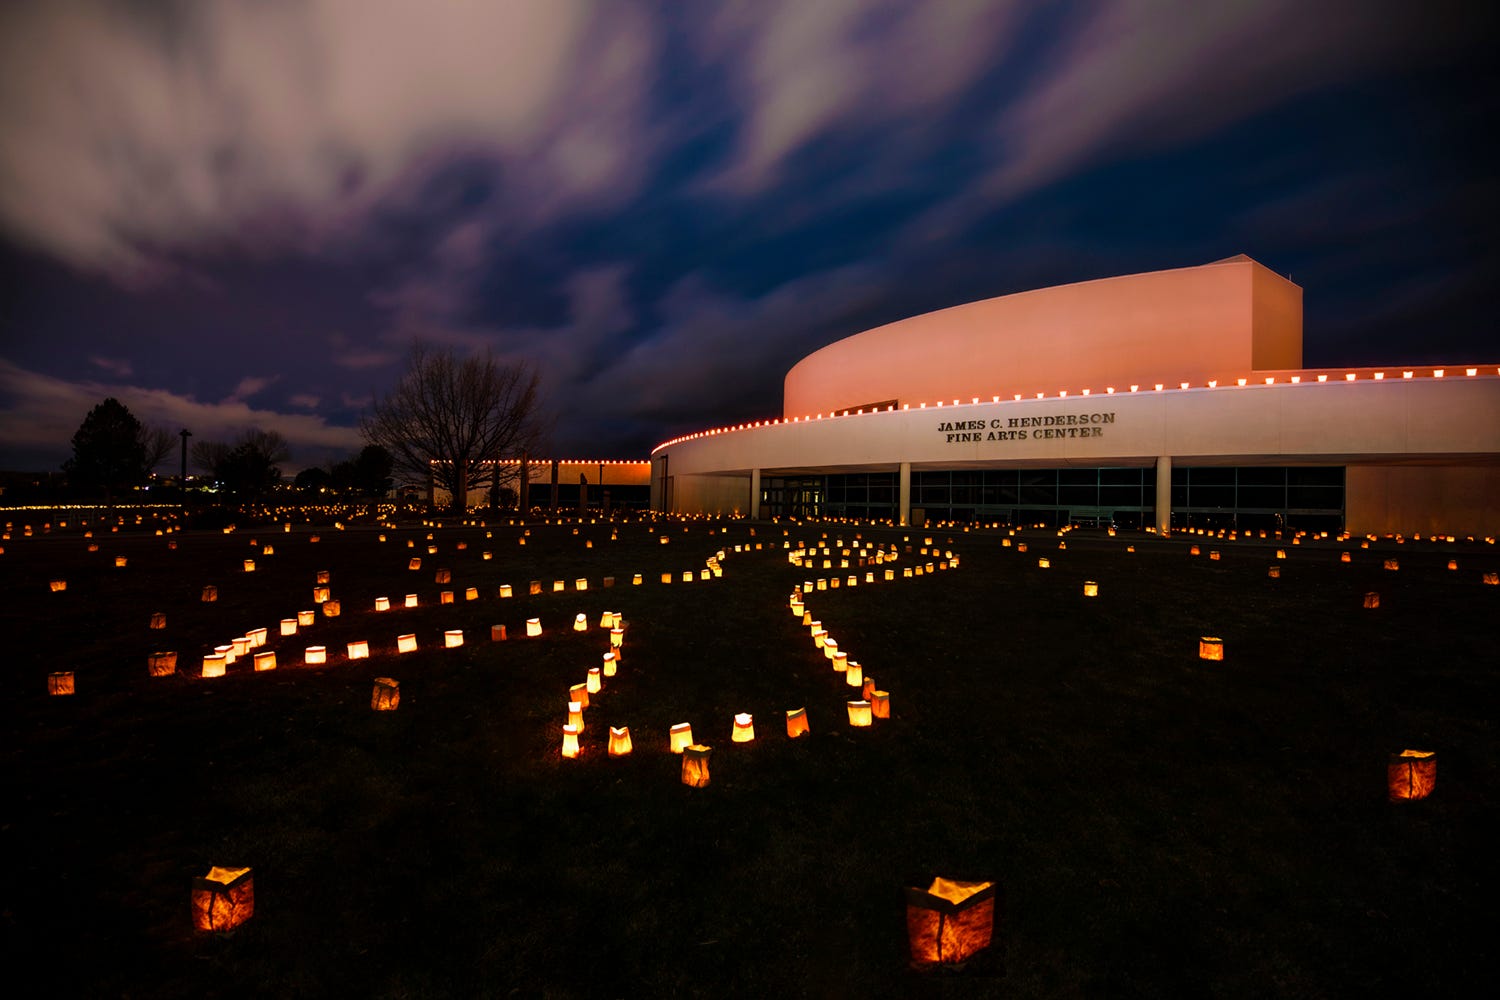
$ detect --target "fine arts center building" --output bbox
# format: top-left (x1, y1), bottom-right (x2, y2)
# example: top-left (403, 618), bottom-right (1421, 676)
top-left (648, 256), bottom-right (1500, 536)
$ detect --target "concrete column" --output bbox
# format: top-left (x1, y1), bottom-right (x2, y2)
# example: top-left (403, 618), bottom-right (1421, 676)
top-left (749, 468), bottom-right (761, 519)
top-left (1155, 455), bottom-right (1172, 536)
top-left (898, 462), bottom-right (912, 527)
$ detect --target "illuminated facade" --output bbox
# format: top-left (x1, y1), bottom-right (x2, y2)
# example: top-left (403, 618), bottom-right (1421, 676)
top-left (431, 459), bottom-right (652, 510)
top-left (650, 256), bottom-right (1500, 535)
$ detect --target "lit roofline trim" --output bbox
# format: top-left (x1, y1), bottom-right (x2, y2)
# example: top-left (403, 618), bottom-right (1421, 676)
top-left (647, 365), bottom-right (1500, 453)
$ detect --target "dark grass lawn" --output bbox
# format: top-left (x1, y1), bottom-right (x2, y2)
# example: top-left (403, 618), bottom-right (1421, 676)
top-left (1, 508), bottom-right (1494, 997)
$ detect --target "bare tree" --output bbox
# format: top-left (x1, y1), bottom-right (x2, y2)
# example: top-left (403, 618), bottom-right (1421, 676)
top-left (140, 425), bottom-right (176, 473)
top-left (191, 430), bottom-right (291, 498)
top-left (362, 343), bottom-right (542, 512)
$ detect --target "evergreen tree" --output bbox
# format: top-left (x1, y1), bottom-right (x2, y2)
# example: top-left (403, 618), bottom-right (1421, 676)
top-left (64, 397), bottom-right (149, 502)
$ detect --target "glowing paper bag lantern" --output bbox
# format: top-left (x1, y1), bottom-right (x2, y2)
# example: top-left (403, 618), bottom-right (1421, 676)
top-left (1268, 565), bottom-right (1281, 579)
top-left (465, 587), bottom-right (478, 601)
top-left (434, 569), bottom-right (451, 584)
top-left (397, 633), bottom-right (417, 653)
top-left (243, 559), bottom-right (256, 572)
top-left (586, 667), bottom-right (602, 694)
top-left (201, 585), bottom-right (218, 602)
top-left (681, 745), bottom-right (711, 787)
top-left (1384, 558), bottom-right (1399, 571)
top-left (150, 612), bottom-right (167, 629)
top-left (405, 594), bottom-right (419, 608)
top-left (375, 596), bottom-right (390, 612)
top-left (1037, 557), bottom-right (1050, 569)
top-left (148, 651), bottom-right (178, 676)
top-left (253, 651), bottom-right (276, 672)
top-left (610, 626), bottom-right (624, 648)
top-left (298, 610), bottom-right (315, 626)
top-left (371, 677), bottom-right (400, 710)
top-left (280, 619), bottom-right (297, 636)
top-left (1198, 637), bottom-right (1224, 661)
top-left (567, 700), bottom-right (586, 733)
top-left (845, 661), bottom-right (863, 688)
top-left (670, 723), bottom-right (693, 753)
top-left (322, 600), bottom-right (340, 618)
top-left (847, 700), bottom-right (872, 726)
top-left (573, 613), bottom-right (588, 632)
top-left (608, 726), bottom-right (633, 756)
top-left (526, 618), bottom-right (542, 637)
top-left (49, 579), bottom-right (67, 592)
top-left (202, 654), bottom-right (226, 678)
top-left (786, 707), bottom-right (810, 738)
top-left (499, 584), bottom-right (513, 598)
top-left (1485, 572), bottom-right (1499, 585)
top-left (315, 570), bottom-right (330, 584)
top-left (905, 877), bottom-right (995, 967)
top-left (192, 866), bottom-right (254, 933)
top-left (602, 651), bottom-right (617, 677)
top-left (444, 629), bottom-right (464, 648)
top-left (1341, 551), bottom-right (1352, 563)
top-left (1388, 749), bottom-right (1436, 801)
top-left (1363, 592), bottom-right (1380, 609)
top-left (561, 724), bottom-right (580, 758)
top-left (347, 640), bottom-right (369, 660)
top-left (1083, 581), bottom-right (1098, 597)
top-left (439, 591), bottom-right (454, 605)
top-left (732, 713), bottom-right (755, 742)
top-left (408, 557), bottom-right (422, 570)
top-left (304, 645), bottom-right (327, 665)
top-left (48, 671), bottom-right (75, 695)
top-left (871, 691), bottom-right (890, 718)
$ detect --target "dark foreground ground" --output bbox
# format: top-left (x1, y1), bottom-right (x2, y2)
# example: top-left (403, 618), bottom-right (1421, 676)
top-left (1, 508), bottom-right (1494, 997)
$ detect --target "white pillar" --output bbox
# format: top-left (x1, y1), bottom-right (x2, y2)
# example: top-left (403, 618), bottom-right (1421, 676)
top-left (899, 462), bottom-right (911, 527)
top-left (749, 468), bottom-right (761, 519)
top-left (1155, 456), bottom-right (1172, 536)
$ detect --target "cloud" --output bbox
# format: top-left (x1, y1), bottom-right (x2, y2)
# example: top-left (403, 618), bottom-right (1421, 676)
top-left (89, 355), bottom-right (134, 378)
top-left (560, 262), bottom-right (884, 449)
top-left (225, 375), bottom-right (277, 403)
top-left (0, 0), bottom-right (657, 280)
top-left (288, 393), bottom-right (322, 409)
top-left (894, 0), bottom-right (1482, 248)
top-left (0, 358), bottom-right (361, 470)
top-left (699, 0), bottom-right (1020, 193)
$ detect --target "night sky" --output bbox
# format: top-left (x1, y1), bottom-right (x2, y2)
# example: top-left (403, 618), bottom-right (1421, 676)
top-left (2, 1), bottom-right (1496, 473)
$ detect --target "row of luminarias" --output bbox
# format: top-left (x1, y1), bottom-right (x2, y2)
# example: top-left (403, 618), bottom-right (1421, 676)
top-left (94, 523), bottom-right (759, 689)
top-left (649, 364), bottom-right (1500, 452)
top-left (558, 546), bottom-right (902, 783)
top-left (185, 859), bottom-right (1003, 967)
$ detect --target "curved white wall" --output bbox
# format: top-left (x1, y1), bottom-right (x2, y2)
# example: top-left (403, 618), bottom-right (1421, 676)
top-left (657, 375), bottom-right (1500, 533)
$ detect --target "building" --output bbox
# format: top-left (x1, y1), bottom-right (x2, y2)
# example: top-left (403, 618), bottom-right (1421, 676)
top-left (430, 459), bottom-right (652, 511)
top-left (649, 256), bottom-right (1500, 535)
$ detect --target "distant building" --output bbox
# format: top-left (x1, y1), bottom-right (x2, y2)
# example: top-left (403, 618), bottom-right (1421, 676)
top-left (429, 459), bottom-right (652, 511)
top-left (650, 256), bottom-right (1500, 535)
